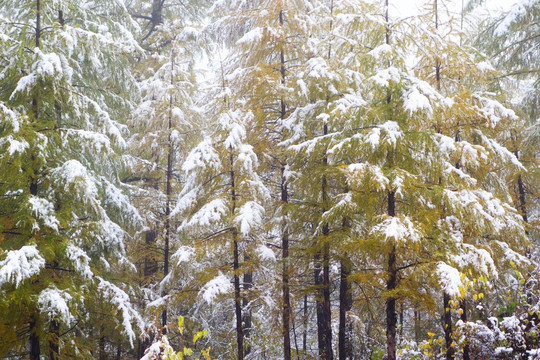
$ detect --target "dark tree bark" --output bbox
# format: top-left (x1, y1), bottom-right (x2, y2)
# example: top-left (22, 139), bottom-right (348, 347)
top-left (162, 51), bottom-right (175, 330)
top-left (242, 260), bottom-right (252, 356)
top-left (233, 235), bottom-right (244, 360)
top-left (302, 294), bottom-right (308, 356)
top-left (230, 152), bottom-right (244, 360)
top-left (278, 9), bottom-right (292, 359)
top-left (315, 252), bottom-right (325, 358)
top-left (460, 299), bottom-right (470, 360)
top-left (443, 292), bottom-right (455, 360)
top-left (29, 3), bottom-right (41, 358)
top-left (29, 314), bottom-right (40, 360)
top-left (386, 191), bottom-right (397, 360)
top-left (338, 256), bottom-right (353, 360)
top-left (317, 122), bottom-right (333, 360)
top-left (99, 330), bottom-right (106, 360)
top-left (281, 167), bottom-right (292, 360)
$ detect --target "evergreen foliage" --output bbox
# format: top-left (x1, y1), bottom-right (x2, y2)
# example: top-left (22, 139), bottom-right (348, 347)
top-left (0, 0), bottom-right (537, 359)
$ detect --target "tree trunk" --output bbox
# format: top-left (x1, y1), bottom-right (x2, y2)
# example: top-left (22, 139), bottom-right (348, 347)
top-left (517, 173), bottom-right (528, 224)
top-left (386, 191), bottom-right (397, 360)
top-left (233, 235), bottom-right (244, 360)
top-left (278, 8), bottom-right (292, 356)
top-left (414, 309), bottom-right (421, 342)
top-left (443, 292), bottom-right (455, 360)
top-left (320, 120), bottom-right (333, 360)
top-left (99, 331), bottom-right (106, 360)
top-left (460, 299), bottom-right (470, 360)
top-left (144, 228), bottom-right (158, 279)
top-left (322, 233), bottom-right (333, 360)
top-left (338, 256), bottom-right (353, 360)
top-left (29, 314), bottom-right (40, 360)
top-left (302, 294), bottom-right (308, 356)
top-left (162, 51), bottom-right (175, 330)
top-left (242, 262), bottom-right (252, 356)
top-left (281, 167), bottom-right (292, 360)
top-left (315, 252), bottom-right (325, 358)
top-left (230, 152), bottom-right (244, 360)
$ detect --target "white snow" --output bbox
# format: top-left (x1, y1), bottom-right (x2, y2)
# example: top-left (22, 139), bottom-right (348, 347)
top-left (436, 262), bottom-right (463, 297)
top-left (494, 0), bottom-right (535, 36)
top-left (200, 273), bottom-right (233, 304)
top-left (52, 160), bottom-right (98, 200)
top-left (0, 245), bottom-right (45, 287)
top-left (436, 134), bottom-right (456, 154)
top-left (369, 67), bottom-right (400, 87)
top-left (473, 94), bottom-right (518, 127)
top-left (404, 87), bottom-right (432, 114)
top-left (97, 277), bottom-right (141, 347)
top-left (10, 74), bottom-right (37, 99)
top-left (236, 27), bottom-right (264, 46)
top-left (372, 216), bottom-right (421, 243)
top-left (368, 44), bottom-right (392, 59)
top-left (66, 244), bottom-right (93, 279)
top-left (379, 121), bottom-right (403, 147)
top-left (38, 286), bottom-right (74, 325)
top-left (347, 163), bottom-right (389, 191)
top-left (172, 246), bottom-right (195, 264)
top-left (28, 196), bottom-right (59, 232)
top-left (452, 244), bottom-right (498, 278)
top-left (181, 137), bottom-right (221, 174)
top-left (0, 103), bottom-right (20, 132)
top-left (257, 244), bottom-right (276, 262)
top-left (476, 61), bottom-right (496, 73)
top-left (366, 127), bottom-right (381, 149)
top-left (236, 201), bottom-right (264, 236)
top-left (1, 136), bottom-right (29, 155)
top-left (182, 198), bottom-right (228, 230)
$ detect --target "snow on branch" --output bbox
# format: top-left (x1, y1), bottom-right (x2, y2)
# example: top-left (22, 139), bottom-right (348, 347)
top-left (0, 246), bottom-right (45, 288)
top-left (38, 286), bottom-right (75, 325)
top-left (97, 277), bottom-right (142, 347)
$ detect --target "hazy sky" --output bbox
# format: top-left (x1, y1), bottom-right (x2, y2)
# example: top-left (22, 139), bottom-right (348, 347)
top-left (390, 0), bottom-right (518, 18)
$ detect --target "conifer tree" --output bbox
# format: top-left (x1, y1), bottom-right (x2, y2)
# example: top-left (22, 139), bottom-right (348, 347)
top-left (0, 0), bottom-right (143, 357)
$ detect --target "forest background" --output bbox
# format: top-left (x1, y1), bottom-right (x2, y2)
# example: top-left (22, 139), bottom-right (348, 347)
top-left (0, 0), bottom-right (538, 359)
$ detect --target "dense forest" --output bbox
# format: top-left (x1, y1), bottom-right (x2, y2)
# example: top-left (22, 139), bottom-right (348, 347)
top-left (0, 0), bottom-right (538, 359)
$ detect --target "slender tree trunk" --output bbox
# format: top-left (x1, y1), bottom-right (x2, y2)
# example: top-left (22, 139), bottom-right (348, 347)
top-left (338, 256), bottom-right (353, 360)
top-left (322, 227), bottom-right (333, 360)
top-left (162, 51), bottom-right (175, 329)
top-left (99, 330), bottom-right (106, 360)
top-left (386, 191), bottom-right (397, 360)
top-left (414, 309), bottom-right (421, 342)
top-left (517, 174), bottom-right (528, 224)
top-left (29, 314), bottom-right (40, 360)
top-left (242, 260), bottom-right (252, 356)
top-left (29, 6), bottom-right (41, 358)
top-left (278, 8), bottom-right (292, 358)
top-left (230, 152), bottom-right (244, 360)
top-left (281, 167), bottom-right (292, 360)
top-left (460, 299), bottom-right (470, 360)
top-left (318, 121), bottom-right (333, 360)
top-left (144, 229), bottom-right (158, 278)
top-left (303, 294), bottom-right (308, 356)
top-left (233, 235), bottom-right (244, 360)
top-left (443, 292), bottom-right (455, 360)
top-left (315, 252), bottom-right (325, 358)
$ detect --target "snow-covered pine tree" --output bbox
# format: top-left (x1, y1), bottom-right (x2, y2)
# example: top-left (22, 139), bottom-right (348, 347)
top-left (170, 105), bottom-right (269, 359)
top-left (305, 0), bottom-right (531, 358)
top-left (205, 1), bottom-right (319, 357)
top-left (473, 0), bottom-right (539, 252)
top-left (0, 0), bottom-right (143, 358)
top-left (128, 29), bottom-right (203, 337)
top-left (413, 1), bottom-right (535, 357)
